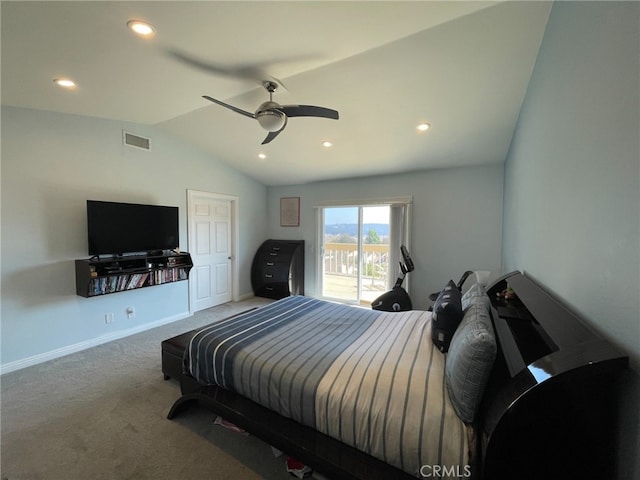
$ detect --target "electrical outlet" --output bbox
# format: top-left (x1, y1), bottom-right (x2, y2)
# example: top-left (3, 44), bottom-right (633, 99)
top-left (105, 313), bottom-right (114, 324)
top-left (126, 306), bottom-right (135, 319)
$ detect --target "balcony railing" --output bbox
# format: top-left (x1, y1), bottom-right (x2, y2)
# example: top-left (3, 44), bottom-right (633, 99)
top-left (323, 242), bottom-right (390, 303)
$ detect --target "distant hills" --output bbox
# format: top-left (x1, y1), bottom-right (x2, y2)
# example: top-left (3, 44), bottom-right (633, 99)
top-left (324, 223), bottom-right (389, 237)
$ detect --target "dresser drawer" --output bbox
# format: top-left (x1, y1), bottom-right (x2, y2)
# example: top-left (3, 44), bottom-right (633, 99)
top-left (254, 283), bottom-right (290, 299)
top-left (260, 267), bottom-right (290, 284)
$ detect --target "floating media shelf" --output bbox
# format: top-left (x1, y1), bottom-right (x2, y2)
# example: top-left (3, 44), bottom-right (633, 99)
top-left (75, 251), bottom-right (193, 298)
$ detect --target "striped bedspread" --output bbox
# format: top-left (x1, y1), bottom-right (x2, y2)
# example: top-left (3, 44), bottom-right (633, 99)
top-left (184, 296), bottom-right (470, 477)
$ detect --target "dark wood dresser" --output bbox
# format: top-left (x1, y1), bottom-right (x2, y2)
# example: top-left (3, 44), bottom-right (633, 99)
top-left (251, 239), bottom-right (304, 299)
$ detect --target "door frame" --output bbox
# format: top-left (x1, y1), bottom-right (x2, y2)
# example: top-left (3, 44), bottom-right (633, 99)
top-left (187, 189), bottom-right (240, 314)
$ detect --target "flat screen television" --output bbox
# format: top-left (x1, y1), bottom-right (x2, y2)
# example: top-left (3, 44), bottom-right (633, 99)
top-left (87, 200), bottom-right (179, 256)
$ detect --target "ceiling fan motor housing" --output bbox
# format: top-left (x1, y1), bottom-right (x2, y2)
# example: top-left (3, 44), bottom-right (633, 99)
top-left (256, 102), bottom-right (286, 132)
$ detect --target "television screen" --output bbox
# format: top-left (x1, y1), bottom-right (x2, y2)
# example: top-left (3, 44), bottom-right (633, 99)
top-left (87, 200), bottom-right (179, 255)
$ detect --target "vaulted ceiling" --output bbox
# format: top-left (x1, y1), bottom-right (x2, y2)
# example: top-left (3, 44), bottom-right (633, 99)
top-left (1, 1), bottom-right (552, 186)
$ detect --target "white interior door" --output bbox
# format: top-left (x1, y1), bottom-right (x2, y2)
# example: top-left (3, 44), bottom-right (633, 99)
top-left (188, 191), bottom-right (233, 312)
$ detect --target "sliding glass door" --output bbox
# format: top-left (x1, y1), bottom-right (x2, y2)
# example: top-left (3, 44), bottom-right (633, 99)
top-left (319, 205), bottom-right (396, 305)
top-left (321, 206), bottom-right (360, 302)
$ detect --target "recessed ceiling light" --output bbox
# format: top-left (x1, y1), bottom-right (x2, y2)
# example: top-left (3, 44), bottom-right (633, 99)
top-left (416, 122), bottom-right (431, 132)
top-left (257, 152), bottom-right (267, 160)
top-left (127, 20), bottom-right (156, 37)
top-left (322, 140), bottom-right (333, 148)
top-left (53, 78), bottom-right (77, 89)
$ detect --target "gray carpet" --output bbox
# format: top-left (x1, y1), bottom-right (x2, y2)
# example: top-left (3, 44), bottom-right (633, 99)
top-left (1, 297), bottom-right (314, 480)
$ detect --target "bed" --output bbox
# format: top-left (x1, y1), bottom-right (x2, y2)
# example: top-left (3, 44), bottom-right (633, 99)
top-left (167, 271), bottom-right (629, 479)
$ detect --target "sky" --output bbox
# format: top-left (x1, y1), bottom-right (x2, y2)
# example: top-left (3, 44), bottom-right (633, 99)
top-left (324, 206), bottom-right (390, 225)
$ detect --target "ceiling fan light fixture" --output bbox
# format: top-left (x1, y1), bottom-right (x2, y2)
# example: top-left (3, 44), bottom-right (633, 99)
top-left (256, 110), bottom-right (286, 132)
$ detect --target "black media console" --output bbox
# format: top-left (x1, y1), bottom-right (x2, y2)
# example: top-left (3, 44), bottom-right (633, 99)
top-left (75, 251), bottom-right (193, 298)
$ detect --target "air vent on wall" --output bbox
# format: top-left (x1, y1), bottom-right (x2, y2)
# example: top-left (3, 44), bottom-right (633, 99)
top-left (123, 131), bottom-right (151, 150)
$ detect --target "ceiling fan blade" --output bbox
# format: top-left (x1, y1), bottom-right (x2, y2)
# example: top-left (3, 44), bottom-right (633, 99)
top-left (202, 96), bottom-right (255, 119)
top-left (169, 49), bottom-right (231, 76)
top-left (280, 105), bottom-right (339, 120)
top-left (261, 117), bottom-right (288, 145)
top-left (261, 130), bottom-right (281, 145)
top-left (168, 49), bottom-right (286, 89)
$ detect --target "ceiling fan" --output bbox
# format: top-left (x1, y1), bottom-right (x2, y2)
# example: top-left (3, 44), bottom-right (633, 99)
top-left (203, 81), bottom-right (339, 144)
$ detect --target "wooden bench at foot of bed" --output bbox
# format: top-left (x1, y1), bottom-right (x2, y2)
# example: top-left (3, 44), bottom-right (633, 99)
top-left (161, 328), bottom-right (198, 382)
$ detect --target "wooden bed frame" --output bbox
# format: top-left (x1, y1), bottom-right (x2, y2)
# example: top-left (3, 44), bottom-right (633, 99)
top-left (167, 271), bottom-right (628, 479)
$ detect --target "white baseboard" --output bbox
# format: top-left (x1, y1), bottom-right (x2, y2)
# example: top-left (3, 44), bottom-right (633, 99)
top-left (236, 292), bottom-right (256, 302)
top-left (0, 311), bottom-right (192, 376)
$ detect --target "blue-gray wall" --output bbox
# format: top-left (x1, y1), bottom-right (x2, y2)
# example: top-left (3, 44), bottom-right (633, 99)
top-left (267, 165), bottom-right (504, 309)
top-left (502, 2), bottom-right (639, 478)
top-left (0, 106), bottom-right (268, 371)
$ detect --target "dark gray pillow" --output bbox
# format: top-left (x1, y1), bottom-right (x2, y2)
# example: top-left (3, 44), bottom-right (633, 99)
top-left (445, 302), bottom-right (497, 423)
top-left (431, 280), bottom-right (463, 352)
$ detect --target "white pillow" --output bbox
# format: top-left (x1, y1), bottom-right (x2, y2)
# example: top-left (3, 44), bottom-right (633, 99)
top-left (461, 282), bottom-right (491, 313)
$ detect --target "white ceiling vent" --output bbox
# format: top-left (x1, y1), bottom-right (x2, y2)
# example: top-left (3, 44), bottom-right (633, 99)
top-left (123, 131), bottom-right (151, 150)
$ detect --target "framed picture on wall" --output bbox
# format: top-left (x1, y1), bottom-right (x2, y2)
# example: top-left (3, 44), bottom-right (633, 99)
top-left (280, 197), bottom-right (300, 227)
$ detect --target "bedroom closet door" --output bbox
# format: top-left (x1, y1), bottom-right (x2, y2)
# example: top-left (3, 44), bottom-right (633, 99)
top-left (187, 190), bottom-right (236, 312)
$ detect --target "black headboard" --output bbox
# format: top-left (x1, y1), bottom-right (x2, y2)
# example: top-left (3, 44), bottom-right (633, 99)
top-left (479, 271), bottom-right (628, 479)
